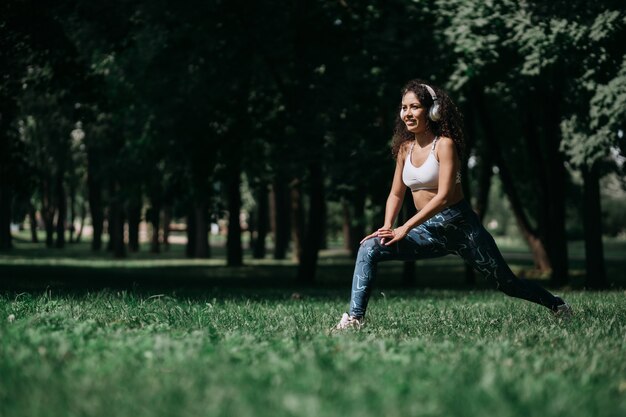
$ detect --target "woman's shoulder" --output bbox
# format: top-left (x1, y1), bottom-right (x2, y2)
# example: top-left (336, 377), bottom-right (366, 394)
top-left (434, 136), bottom-right (458, 160)
top-left (436, 136), bottom-right (455, 146)
top-left (435, 136), bottom-right (456, 152)
top-left (402, 140), bottom-right (414, 155)
top-left (397, 140), bottom-right (412, 161)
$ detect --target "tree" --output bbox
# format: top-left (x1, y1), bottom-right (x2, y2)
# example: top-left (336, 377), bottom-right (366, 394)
top-left (437, 0), bottom-right (625, 286)
top-left (561, 54), bottom-right (626, 288)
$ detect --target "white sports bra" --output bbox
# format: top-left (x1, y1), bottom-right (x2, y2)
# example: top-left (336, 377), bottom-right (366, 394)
top-left (402, 137), bottom-right (462, 191)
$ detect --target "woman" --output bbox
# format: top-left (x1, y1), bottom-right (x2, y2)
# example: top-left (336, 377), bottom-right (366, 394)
top-left (335, 79), bottom-right (572, 330)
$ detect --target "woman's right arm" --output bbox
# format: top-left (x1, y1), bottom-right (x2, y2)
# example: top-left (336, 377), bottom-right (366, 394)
top-left (383, 148), bottom-right (408, 229)
top-left (360, 143), bottom-right (408, 244)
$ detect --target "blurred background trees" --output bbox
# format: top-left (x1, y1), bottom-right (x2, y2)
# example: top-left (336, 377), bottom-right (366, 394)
top-left (1, 0), bottom-right (624, 288)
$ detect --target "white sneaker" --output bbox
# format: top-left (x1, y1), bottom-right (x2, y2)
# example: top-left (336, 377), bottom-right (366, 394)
top-left (553, 296), bottom-right (573, 319)
top-left (334, 313), bottom-right (363, 330)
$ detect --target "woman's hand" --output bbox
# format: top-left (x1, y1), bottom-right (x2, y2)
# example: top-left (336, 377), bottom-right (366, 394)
top-left (359, 226), bottom-right (409, 245)
top-left (383, 225), bottom-right (409, 246)
top-left (359, 227), bottom-right (393, 245)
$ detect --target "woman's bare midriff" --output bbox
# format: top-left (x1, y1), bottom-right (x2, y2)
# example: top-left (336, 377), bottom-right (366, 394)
top-left (412, 183), bottom-right (465, 211)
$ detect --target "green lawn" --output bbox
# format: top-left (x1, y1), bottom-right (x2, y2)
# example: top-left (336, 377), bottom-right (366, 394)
top-left (1, 290), bottom-right (625, 417)
top-left (1, 235), bottom-right (625, 416)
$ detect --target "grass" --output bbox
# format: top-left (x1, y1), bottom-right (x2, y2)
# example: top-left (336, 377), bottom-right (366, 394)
top-left (1, 234), bottom-right (625, 416)
top-left (1, 290), bottom-right (625, 417)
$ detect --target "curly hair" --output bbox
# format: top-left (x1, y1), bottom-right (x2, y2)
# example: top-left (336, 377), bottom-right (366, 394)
top-left (391, 79), bottom-right (466, 160)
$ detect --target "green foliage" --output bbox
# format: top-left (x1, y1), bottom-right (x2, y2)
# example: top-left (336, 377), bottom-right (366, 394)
top-left (0, 291), bottom-right (624, 417)
top-left (559, 14), bottom-right (626, 169)
top-left (1, 0), bottom-right (625, 271)
top-left (438, 0), bottom-right (513, 90)
top-left (601, 174), bottom-right (626, 236)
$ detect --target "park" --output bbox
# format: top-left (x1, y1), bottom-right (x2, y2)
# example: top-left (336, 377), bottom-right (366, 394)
top-left (1, 1), bottom-right (625, 416)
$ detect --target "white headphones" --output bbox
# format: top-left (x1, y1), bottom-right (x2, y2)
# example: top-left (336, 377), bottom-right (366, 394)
top-left (421, 84), bottom-right (441, 122)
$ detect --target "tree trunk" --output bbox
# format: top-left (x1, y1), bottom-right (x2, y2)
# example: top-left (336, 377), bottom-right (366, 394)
top-left (342, 200), bottom-right (351, 252)
top-left (525, 232), bottom-right (551, 271)
top-left (252, 183), bottom-right (269, 259)
top-left (87, 165), bottom-right (104, 251)
top-left (290, 178), bottom-right (304, 262)
top-left (0, 182), bottom-right (11, 250)
top-left (297, 162), bottom-right (324, 283)
top-left (127, 196), bottom-right (141, 252)
top-left (370, 183), bottom-right (388, 233)
top-left (269, 184), bottom-right (276, 242)
top-left (319, 190), bottom-right (328, 250)
top-left (41, 178), bottom-right (55, 248)
top-left (55, 170), bottom-right (66, 248)
top-left (75, 202), bottom-right (86, 243)
top-left (226, 168), bottom-right (243, 266)
top-left (515, 110), bottom-right (553, 272)
top-left (581, 164), bottom-right (607, 288)
top-left (106, 209), bottom-right (113, 251)
top-left (460, 104), bottom-right (478, 285)
top-left (543, 102), bottom-right (569, 286)
top-left (272, 176), bottom-right (291, 259)
top-left (148, 204), bottom-right (161, 254)
top-left (194, 203), bottom-right (210, 258)
top-left (68, 184), bottom-right (76, 243)
top-left (0, 103), bottom-right (15, 250)
top-left (341, 195), bottom-right (366, 258)
top-left (162, 206), bottom-right (171, 251)
top-left (109, 182), bottom-right (126, 258)
top-left (352, 194), bottom-right (366, 258)
top-left (186, 208), bottom-right (196, 258)
top-left (474, 154), bottom-right (493, 222)
top-left (248, 204), bottom-right (256, 251)
top-left (44, 214), bottom-right (55, 247)
top-left (29, 203), bottom-right (38, 243)
top-left (474, 86), bottom-right (552, 273)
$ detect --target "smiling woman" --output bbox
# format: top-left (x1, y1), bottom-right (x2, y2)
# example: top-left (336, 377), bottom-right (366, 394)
top-left (334, 79), bottom-right (573, 330)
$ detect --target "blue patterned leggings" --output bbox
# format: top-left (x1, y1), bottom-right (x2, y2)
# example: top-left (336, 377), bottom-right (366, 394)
top-left (349, 199), bottom-right (559, 318)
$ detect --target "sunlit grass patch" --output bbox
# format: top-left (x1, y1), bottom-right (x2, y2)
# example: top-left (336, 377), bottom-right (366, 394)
top-left (1, 290), bottom-right (624, 417)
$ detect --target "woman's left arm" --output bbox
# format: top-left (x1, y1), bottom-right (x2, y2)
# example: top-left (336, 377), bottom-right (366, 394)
top-left (384, 137), bottom-right (459, 245)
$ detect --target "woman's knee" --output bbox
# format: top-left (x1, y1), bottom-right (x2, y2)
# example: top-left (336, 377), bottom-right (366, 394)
top-left (359, 237), bottom-right (384, 261)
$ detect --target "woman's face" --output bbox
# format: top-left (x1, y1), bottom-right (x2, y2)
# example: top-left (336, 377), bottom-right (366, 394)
top-left (400, 91), bottom-right (428, 134)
